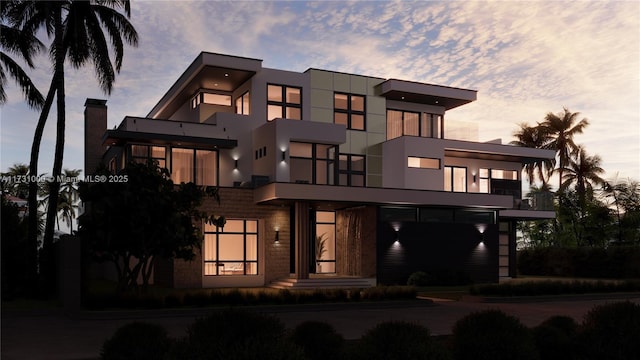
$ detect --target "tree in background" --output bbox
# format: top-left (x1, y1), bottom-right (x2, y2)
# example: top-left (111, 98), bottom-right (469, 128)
top-left (510, 122), bottom-right (553, 186)
top-left (603, 177), bottom-right (640, 244)
top-left (560, 146), bottom-right (605, 205)
top-left (78, 161), bottom-right (225, 293)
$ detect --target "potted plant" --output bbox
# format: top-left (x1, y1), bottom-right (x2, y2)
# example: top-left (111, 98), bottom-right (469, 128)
top-left (315, 233), bottom-right (327, 273)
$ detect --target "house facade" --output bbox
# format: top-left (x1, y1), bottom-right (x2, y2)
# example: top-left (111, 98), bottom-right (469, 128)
top-left (84, 52), bottom-right (555, 288)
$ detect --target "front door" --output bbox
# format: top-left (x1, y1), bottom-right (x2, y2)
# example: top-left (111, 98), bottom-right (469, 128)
top-left (312, 211), bottom-right (336, 274)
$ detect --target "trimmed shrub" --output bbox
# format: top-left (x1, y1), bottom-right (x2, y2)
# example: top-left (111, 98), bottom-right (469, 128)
top-left (470, 279), bottom-right (640, 297)
top-left (355, 321), bottom-right (451, 360)
top-left (452, 309), bottom-right (539, 360)
top-left (533, 316), bottom-right (578, 360)
top-left (407, 271), bottom-right (430, 286)
top-left (100, 322), bottom-right (170, 360)
top-left (577, 301), bottom-right (640, 360)
top-left (180, 309), bottom-right (304, 360)
top-left (290, 321), bottom-right (344, 360)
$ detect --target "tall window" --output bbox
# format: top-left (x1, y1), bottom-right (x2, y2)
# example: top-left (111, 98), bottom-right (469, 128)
top-left (192, 92), bottom-right (232, 108)
top-left (315, 211), bottom-right (336, 274)
top-left (171, 148), bottom-right (217, 186)
top-left (444, 166), bottom-right (467, 192)
top-left (129, 144), bottom-right (166, 168)
top-left (267, 84), bottom-right (301, 121)
top-left (290, 142), bottom-right (336, 185)
top-left (204, 219), bottom-right (258, 276)
top-left (479, 168), bottom-right (518, 193)
top-left (387, 110), bottom-right (443, 140)
top-left (235, 91), bottom-right (250, 115)
top-left (334, 93), bottom-right (366, 130)
top-left (338, 154), bottom-right (365, 187)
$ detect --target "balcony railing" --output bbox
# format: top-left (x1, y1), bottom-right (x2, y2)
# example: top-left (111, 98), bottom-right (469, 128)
top-left (491, 179), bottom-right (554, 211)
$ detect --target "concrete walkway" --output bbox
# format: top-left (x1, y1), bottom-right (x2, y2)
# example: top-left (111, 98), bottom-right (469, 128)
top-left (2, 294), bottom-right (639, 360)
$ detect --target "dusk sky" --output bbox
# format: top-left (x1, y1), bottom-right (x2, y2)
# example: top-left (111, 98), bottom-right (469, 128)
top-left (1, 0), bottom-right (638, 185)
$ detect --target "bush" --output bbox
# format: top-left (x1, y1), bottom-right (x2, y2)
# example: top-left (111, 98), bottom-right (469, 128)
top-left (452, 309), bottom-right (538, 360)
top-left (533, 316), bottom-right (578, 360)
top-left (470, 279), bottom-right (640, 297)
top-left (577, 301), bottom-right (640, 360)
top-left (360, 285), bottom-right (416, 300)
top-left (355, 321), bottom-right (451, 360)
top-left (100, 322), bottom-right (170, 360)
top-left (407, 269), bottom-right (472, 286)
top-left (290, 321), bottom-right (344, 360)
top-left (178, 309), bottom-right (304, 360)
top-left (407, 271), bottom-right (430, 286)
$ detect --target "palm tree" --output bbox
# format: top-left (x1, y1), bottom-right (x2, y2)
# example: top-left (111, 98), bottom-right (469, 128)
top-left (540, 107), bottom-right (589, 191)
top-left (8, 1), bottom-right (138, 274)
top-left (560, 145), bottom-right (605, 204)
top-left (0, 1), bottom-right (44, 108)
top-left (1, 163), bottom-right (30, 198)
top-left (510, 122), bottom-right (553, 186)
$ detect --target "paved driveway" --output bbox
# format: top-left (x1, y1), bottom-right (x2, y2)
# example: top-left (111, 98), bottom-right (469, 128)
top-left (2, 295), bottom-right (639, 360)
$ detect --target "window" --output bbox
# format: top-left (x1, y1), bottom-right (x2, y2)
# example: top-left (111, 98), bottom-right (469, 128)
top-left (267, 84), bottom-right (301, 121)
top-left (338, 154), bottom-right (365, 187)
top-left (315, 211), bottom-right (336, 273)
top-left (129, 144), bottom-right (166, 168)
top-left (387, 110), bottom-right (443, 140)
top-left (235, 91), bottom-right (250, 115)
top-left (191, 92), bottom-right (232, 108)
top-left (479, 168), bottom-right (519, 193)
top-left (408, 156), bottom-right (440, 169)
top-left (334, 93), bottom-right (366, 130)
top-left (290, 142), bottom-right (336, 185)
top-left (171, 148), bottom-right (217, 186)
top-left (444, 166), bottom-right (467, 192)
top-left (204, 219), bottom-right (258, 276)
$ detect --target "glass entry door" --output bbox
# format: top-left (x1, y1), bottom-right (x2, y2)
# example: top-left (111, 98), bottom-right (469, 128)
top-left (313, 211), bottom-right (336, 273)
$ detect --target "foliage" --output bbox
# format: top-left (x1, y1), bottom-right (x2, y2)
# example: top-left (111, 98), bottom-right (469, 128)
top-left (100, 322), bottom-right (171, 360)
top-left (355, 321), bottom-right (451, 360)
top-left (406, 269), bottom-right (472, 286)
top-left (315, 233), bottom-right (327, 261)
top-left (470, 279), bottom-right (640, 297)
top-left (532, 316), bottom-right (578, 360)
top-left (577, 302), bottom-right (640, 360)
top-left (177, 309), bottom-right (304, 360)
top-left (290, 321), bottom-right (345, 360)
top-left (1, 194), bottom-right (29, 299)
top-left (78, 161), bottom-right (225, 293)
top-left (452, 309), bottom-right (539, 360)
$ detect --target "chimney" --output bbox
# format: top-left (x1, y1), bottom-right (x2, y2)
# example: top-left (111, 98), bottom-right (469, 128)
top-left (84, 99), bottom-right (107, 176)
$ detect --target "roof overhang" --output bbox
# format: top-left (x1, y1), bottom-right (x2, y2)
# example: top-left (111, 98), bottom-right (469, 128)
top-left (378, 79), bottom-right (477, 110)
top-left (102, 129), bottom-right (237, 149)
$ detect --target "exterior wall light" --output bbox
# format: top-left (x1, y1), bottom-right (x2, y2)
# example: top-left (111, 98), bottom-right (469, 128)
top-left (281, 150), bottom-right (286, 162)
top-left (473, 174), bottom-right (477, 183)
top-left (234, 159), bottom-right (238, 169)
top-left (394, 230), bottom-right (400, 243)
top-left (275, 230), bottom-right (280, 243)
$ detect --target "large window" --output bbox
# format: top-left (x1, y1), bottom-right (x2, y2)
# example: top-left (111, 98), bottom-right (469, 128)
top-left (387, 110), bottom-right (443, 140)
top-left (334, 93), bottom-right (365, 130)
top-left (444, 166), bottom-right (467, 192)
top-left (171, 148), bottom-right (217, 186)
top-left (479, 168), bottom-right (518, 193)
top-left (267, 84), bottom-right (301, 121)
top-left (315, 211), bottom-right (336, 274)
top-left (204, 219), bottom-right (258, 276)
top-left (235, 91), bottom-right (250, 115)
top-left (408, 156), bottom-right (440, 169)
top-left (290, 142), bottom-right (336, 185)
top-left (191, 92), bottom-right (232, 108)
top-left (338, 154), bottom-right (365, 187)
top-left (129, 144), bottom-right (166, 168)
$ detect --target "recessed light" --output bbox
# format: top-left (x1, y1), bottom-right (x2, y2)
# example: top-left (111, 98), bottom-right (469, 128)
top-left (401, 96), bottom-right (405, 100)
top-left (214, 83), bottom-right (219, 86)
top-left (224, 73), bottom-right (229, 77)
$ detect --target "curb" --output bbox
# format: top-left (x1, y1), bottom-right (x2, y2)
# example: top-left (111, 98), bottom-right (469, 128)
top-left (479, 292), bottom-right (640, 303)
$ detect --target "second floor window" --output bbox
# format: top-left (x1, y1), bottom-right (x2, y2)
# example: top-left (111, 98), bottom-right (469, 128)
top-left (235, 91), bottom-right (250, 115)
top-left (334, 93), bottom-right (366, 130)
top-left (171, 148), bottom-right (217, 186)
top-left (444, 166), bottom-right (467, 192)
top-left (267, 84), bottom-right (301, 121)
top-left (387, 110), bottom-right (443, 140)
top-left (338, 154), bottom-right (366, 187)
top-left (479, 168), bottom-right (519, 193)
top-left (290, 142), bottom-right (336, 185)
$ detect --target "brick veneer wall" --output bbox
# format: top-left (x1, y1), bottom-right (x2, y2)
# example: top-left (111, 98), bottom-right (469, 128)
top-left (156, 187), bottom-right (291, 288)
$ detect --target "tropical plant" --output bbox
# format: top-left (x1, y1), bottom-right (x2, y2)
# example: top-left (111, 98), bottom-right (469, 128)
top-left (540, 107), bottom-right (589, 191)
top-left (0, 1), bottom-right (44, 108)
top-left (602, 176), bottom-right (640, 244)
top-left (1, 163), bottom-right (30, 198)
top-left (560, 146), bottom-right (605, 204)
top-left (510, 122), bottom-right (553, 185)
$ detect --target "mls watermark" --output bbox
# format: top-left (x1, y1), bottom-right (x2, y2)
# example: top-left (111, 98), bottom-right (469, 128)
top-left (1, 174), bottom-right (128, 184)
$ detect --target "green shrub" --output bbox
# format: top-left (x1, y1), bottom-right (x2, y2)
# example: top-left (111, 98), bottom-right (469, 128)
top-left (452, 309), bottom-right (538, 360)
top-left (577, 301), bottom-right (640, 360)
top-left (355, 321), bottom-right (451, 360)
top-left (290, 321), bottom-right (345, 360)
top-left (163, 293), bottom-right (182, 308)
top-left (407, 271), bottom-right (430, 286)
top-left (180, 309), bottom-right (304, 360)
top-left (533, 316), bottom-right (578, 360)
top-left (183, 291), bottom-right (210, 307)
top-left (470, 280), bottom-right (640, 297)
top-left (101, 322), bottom-right (170, 360)
top-left (361, 285), bottom-right (416, 300)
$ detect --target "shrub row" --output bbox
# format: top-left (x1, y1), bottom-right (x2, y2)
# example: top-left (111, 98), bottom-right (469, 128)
top-left (86, 286), bottom-right (417, 310)
top-left (470, 279), bottom-right (640, 297)
top-left (101, 301), bottom-right (640, 360)
top-left (518, 246), bottom-right (640, 278)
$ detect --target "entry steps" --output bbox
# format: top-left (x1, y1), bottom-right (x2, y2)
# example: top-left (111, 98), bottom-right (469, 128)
top-left (269, 277), bottom-right (376, 290)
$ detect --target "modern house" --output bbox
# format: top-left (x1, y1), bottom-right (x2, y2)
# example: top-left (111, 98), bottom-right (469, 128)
top-left (84, 52), bottom-right (555, 288)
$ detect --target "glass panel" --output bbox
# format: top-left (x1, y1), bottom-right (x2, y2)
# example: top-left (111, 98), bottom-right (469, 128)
top-left (420, 158), bottom-right (439, 169)
top-left (245, 262), bottom-right (258, 275)
top-left (334, 112), bottom-right (348, 126)
top-left (351, 174), bottom-right (365, 186)
top-left (246, 235), bottom-right (258, 261)
top-left (351, 155), bottom-right (365, 171)
top-left (245, 220), bottom-right (258, 233)
top-left (334, 93), bottom-right (348, 110)
top-left (315, 159), bottom-right (328, 185)
top-left (408, 157), bottom-right (421, 168)
top-left (421, 114), bottom-right (432, 137)
top-left (339, 173), bottom-right (348, 185)
top-left (235, 97), bottom-right (242, 114)
top-left (290, 158), bottom-right (313, 183)
top-left (316, 224), bottom-right (335, 261)
top-left (455, 210), bottom-right (494, 223)
top-left (204, 262), bottom-right (217, 276)
top-left (315, 144), bottom-right (333, 159)
top-left (351, 114), bottom-right (365, 130)
top-left (420, 208), bottom-right (454, 222)
top-left (131, 145), bottom-right (148, 157)
top-left (351, 95), bottom-right (365, 112)
top-left (171, 148), bottom-right (193, 184)
top-left (434, 115), bottom-right (443, 138)
top-left (202, 93), bottom-right (231, 106)
top-left (151, 146), bottom-right (165, 159)
top-left (453, 167), bottom-right (467, 192)
top-left (404, 112), bottom-right (419, 136)
top-left (379, 207), bottom-right (416, 222)
top-left (220, 262), bottom-right (244, 275)
top-left (386, 110), bottom-right (403, 140)
top-left (196, 150), bottom-right (216, 186)
top-left (286, 87), bottom-right (301, 104)
top-left (222, 219), bottom-right (245, 233)
top-left (316, 211), bottom-right (335, 223)
top-left (267, 85), bottom-right (282, 102)
top-left (267, 104), bottom-right (282, 121)
top-left (219, 234), bottom-right (244, 261)
top-left (444, 167), bottom-right (452, 192)
top-left (339, 154), bottom-right (349, 171)
top-left (491, 169), bottom-right (504, 179)
top-left (290, 142), bottom-right (312, 157)
top-left (244, 92), bottom-right (250, 114)
top-left (480, 168), bottom-right (489, 177)
top-left (204, 234), bottom-right (216, 261)
top-left (286, 107), bottom-right (301, 120)
top-left (480, 179), bottom-right (490, 193)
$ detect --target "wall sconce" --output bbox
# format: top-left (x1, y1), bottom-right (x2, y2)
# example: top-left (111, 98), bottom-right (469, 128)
top-left (281, 150), bottom-right (286, 162)
top-left (473, 174), bottom-right (477, 183)
top-left (234, 159), bottom-right (238, 169)
top-left (394, 230), bottom-right (400, 243)
top-left (275, 230), bottom-right (280, 243)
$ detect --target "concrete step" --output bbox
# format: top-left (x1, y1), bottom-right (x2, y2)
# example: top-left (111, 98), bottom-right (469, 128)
top-left (269, 277), bottom-right (376, 290)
